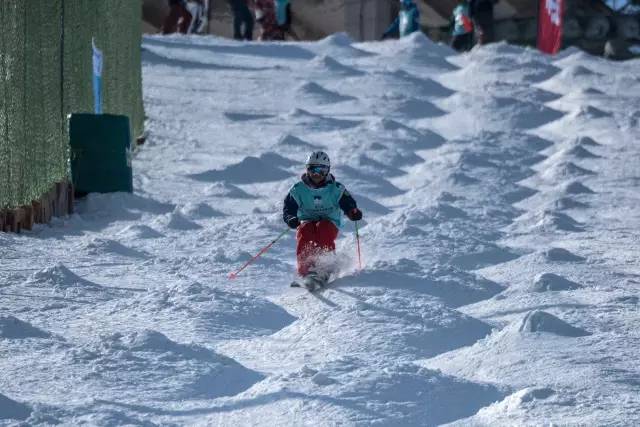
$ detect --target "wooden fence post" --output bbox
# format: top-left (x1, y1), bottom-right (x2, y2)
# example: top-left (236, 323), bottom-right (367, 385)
top-left (2, 179), bottom-right (76, 233)
top-left (21, 205), bottom-right (34, 230)
top-left (67, 182), bottom-right (75, 215)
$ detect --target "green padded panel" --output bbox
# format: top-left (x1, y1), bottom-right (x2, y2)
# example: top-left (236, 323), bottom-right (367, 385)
top-left (69, 113), bottom-right (132, 194)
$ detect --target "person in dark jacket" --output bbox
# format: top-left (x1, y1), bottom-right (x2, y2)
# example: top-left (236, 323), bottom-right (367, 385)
top-left (283, 151), bottom-right (363, 278)
top-left (228, 0), bottom-right (254, 40)
top-left (469, 0), bottom-right (497, 45)
top-left (162, 0), bottom-right (192, 34)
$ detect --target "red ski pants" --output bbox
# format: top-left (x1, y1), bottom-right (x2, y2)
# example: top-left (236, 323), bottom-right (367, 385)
top-left (296, 220), bottom-right (338, 276)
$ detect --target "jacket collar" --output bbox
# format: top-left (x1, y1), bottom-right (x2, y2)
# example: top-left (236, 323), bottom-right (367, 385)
top-left (302, 173), bottom-right (335, 189)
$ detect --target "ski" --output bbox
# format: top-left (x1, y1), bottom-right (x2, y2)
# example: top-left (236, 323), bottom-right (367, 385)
top-left (290, 272), bottom-right (329, 292)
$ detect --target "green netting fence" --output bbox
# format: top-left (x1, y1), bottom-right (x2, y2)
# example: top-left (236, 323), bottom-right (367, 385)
top-left (0, 0), bottom-right (144, 210)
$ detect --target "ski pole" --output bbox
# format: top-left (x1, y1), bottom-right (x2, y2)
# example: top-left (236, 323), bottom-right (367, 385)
top-left (228, 228), bottom-right (290, 279)
top-left (355, 220), bottom-right (362, 271)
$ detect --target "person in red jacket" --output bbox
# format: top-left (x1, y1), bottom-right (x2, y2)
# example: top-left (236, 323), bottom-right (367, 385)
top-left (254, 0), bottom-right (285, 41)
top-left (162, 0), bottom-right (192, 34)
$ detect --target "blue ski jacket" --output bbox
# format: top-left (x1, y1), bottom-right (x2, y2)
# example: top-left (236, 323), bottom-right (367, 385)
top-left (283, 174), bottom-right (358, 228)
top-left (274, 0), bottom-right (289, 26)
top-left (452, 4), bottom-right (473, 36)
top-left (383, 2), bottom-right (420, 39)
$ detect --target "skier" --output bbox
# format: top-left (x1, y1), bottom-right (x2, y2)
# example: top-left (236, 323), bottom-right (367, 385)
top-left (228, 0), bottom-right (255, 40)
top-left (255, 0), bottom-right (285, 40)
top-left (450, 0), bottom-right (474, 52)
top-left (184, 0), bottom-right (209, 34)
top-left (162, 0), bottom-right (192, 34)
top-left (283, 151), bottom-right (363, 287)
top-left (274, 0), bottom-right (290, 30)
top-left (162, 0), bottom-right (209, 34)
top-left (469, 0), bottom-right (497, 45)
top-left (275, 0), bottom-right (298, 39)
top-left (381, 0), bottom-right (421, 40)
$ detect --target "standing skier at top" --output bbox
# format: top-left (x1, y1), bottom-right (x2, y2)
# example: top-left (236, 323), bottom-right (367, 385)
top-left (381, 0), bottom-right (421, 39)
top-left (450, 0), bottom-right (474, 52)
top-left (283, 152), bottom-right (363, 285)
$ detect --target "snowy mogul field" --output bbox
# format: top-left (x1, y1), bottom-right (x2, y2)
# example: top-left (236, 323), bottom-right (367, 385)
top-left (1, 32), bottom-right (640, 426)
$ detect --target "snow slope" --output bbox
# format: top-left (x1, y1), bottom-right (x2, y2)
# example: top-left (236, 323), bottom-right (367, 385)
top-left (1, 33), bottom-right (639, 425)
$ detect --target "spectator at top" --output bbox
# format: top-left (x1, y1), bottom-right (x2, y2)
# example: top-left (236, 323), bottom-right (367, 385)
top-left (255, 0), bottom-right (286, 40)
top-left (450, 0), bottom-right (474, 52)
top-left (184, 0), bottom-right (209, 34)
top-left (275, 0), bottom-right (299, 40)
top-left (162, 0), bottom-right (192, 34)
top-left (382, 0), bottom-right (421, 40)
top-left (275, 0), bottom-right (291, 30)
top-left (469, 0), bottom-right (497, 45)
top-left (162, 0), bottom-right (209, 35)
top-left (228, 0), bottom-right (255, 40)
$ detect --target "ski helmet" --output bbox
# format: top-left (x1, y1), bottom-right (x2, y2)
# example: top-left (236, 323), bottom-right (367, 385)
top-left (305, 151), bottom-right (330, 168)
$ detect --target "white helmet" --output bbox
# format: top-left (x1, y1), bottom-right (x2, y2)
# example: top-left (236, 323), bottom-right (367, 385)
top-left (305, 151), bottom-right (330, 167)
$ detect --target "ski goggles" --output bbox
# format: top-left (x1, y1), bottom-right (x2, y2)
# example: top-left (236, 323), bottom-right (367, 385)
top-left (307, 164), bottom-right (330, 175)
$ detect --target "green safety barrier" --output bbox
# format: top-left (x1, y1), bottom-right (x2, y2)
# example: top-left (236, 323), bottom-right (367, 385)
top-left (0, 0), bottom-right (144, 209)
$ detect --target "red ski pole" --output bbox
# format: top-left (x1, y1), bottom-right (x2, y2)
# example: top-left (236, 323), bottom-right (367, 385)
top-left (355, 220), bottom-right (362, 270)
top-left (228, 228), bottom-right (290, 279)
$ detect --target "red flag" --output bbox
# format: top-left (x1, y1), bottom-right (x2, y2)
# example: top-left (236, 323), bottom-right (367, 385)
top-left (538, 0), bottom-right (563, 55)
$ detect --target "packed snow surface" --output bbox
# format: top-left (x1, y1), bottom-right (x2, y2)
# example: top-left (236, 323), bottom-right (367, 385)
top-left (1, 33), bottom-right (639, 425)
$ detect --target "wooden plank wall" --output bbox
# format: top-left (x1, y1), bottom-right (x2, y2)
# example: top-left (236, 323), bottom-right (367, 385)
top-left (0, 180), bottom-right (74, 233)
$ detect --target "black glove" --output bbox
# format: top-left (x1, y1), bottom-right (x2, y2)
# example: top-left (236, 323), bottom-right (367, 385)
top-left (286, 217), bottom-right (301, 229)
top-left (347, 208), bottom-right (362, 221)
